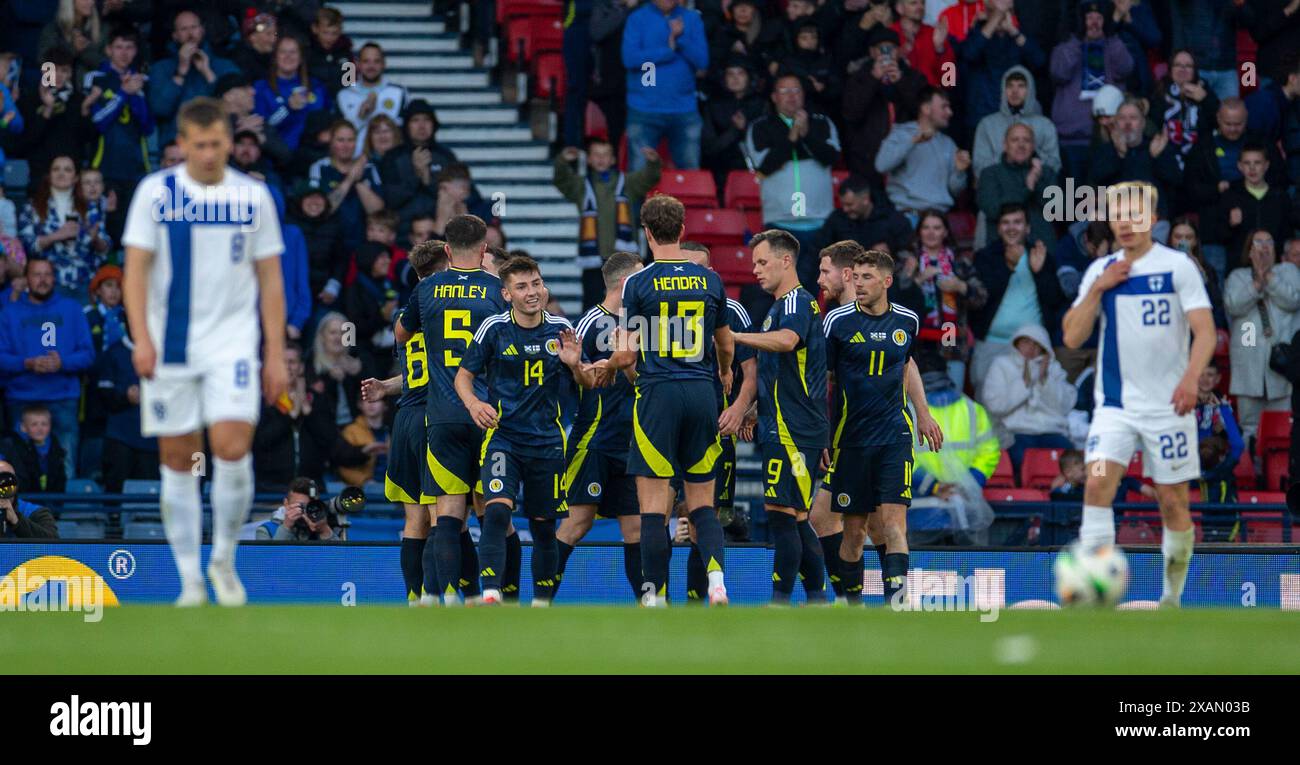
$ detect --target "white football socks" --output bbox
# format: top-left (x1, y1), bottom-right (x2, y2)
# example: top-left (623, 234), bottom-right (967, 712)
top-left (1160, 526), bottom-right (1195, 606)
top-left (1080, 504), bottom-right (1115, 547)
top-left (160, 466), bottom-right (203, 585)
top-left (210, 454), bottom-right (254, 567)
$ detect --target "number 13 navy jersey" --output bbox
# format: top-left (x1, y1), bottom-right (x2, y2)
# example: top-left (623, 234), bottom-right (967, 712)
top-left (620, 259), bottom-right (727, 387)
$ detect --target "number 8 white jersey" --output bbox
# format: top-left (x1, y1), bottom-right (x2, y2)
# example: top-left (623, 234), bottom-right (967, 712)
top-left (122, 165), bottom-right (283, 371)
top-left (1074, 243), bottom-right (1211, 415)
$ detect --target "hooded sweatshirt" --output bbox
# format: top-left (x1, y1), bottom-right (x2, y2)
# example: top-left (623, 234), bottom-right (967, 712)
top-left (972, 66), bottom-right (1061, 179)
top-left (0, 290), bottom-right (95, 402)
top-left (978, 323), bottom-right (1076, 436)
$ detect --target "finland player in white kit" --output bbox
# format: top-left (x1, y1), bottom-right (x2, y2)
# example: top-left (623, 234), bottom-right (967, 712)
top-left (122, 98), bottom-right (289, 606)
top-left (1062, 182), bottom-right (1216, 607)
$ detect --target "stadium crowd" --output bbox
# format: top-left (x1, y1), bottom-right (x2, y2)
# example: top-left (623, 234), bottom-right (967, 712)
top-left (0, 0), bottom-right (1294, 537)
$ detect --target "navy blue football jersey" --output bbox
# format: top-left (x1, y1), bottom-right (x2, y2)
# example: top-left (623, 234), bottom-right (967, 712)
top-left (400, 267), bottom-right (507, 424)
top-left (823, 301), bottom-right (919, 447)
top-left (620, 259), bottom-right (728, 388)
top-left (460, 310), bottom-right (578, 450)
top-left (570, 304), bottom-right (634, 456)
top-left (393, 308), bottom-right (429, 409)
top-left (716, 298), bottom-right (756, 411)
top-left (756, 287), bottom-right (828, 448)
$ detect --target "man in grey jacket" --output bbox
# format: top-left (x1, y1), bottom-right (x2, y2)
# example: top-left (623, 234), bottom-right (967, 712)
top-left (744, 72), bottom-right (842, 292)
top-left (875, 86), bottom-right (971, 222)
top-left (972, 66), bottom-right (1061, 181)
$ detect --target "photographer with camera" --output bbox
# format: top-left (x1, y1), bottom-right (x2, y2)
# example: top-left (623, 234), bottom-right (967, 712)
top-left (0, 459), bottom-right (58, 538)
top-left (255, 477), bottom-right (364, 541)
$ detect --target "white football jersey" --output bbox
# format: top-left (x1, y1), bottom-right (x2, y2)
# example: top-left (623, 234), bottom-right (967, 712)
top-left (1074, 242), bottom-right (1211, 415)
top-left (122, 165), bottom-right (283, 370)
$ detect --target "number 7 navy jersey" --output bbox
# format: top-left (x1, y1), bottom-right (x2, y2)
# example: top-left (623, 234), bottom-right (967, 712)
top-left (1074, 244), bottom-right (1210, 415)
top-left (399, 266), bottom-right (507, 425)
top-left (620, 259), bottom-right (727, 387)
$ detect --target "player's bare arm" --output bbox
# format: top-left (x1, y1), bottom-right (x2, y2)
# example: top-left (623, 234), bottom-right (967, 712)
top-left (255, 256), bottom-right (289, 403)
top-left (719, 357), bottom-right (757, 435)
top-left (1173, 307), bottom-right (1216, 416)
top-left (361, 375), bottom-right (402, 401)
top-left (1062, 258), bottom-right (1132, 348)
top-left (454, 366), bottom-right (497, 429)
top-left (715, 324), bottom-right (735, 395)
top-left (123, 245), bottom-right (157, 379)
top-left (559, 328), bottom-right (600, 389)
top-left (733, 327), bottom-right (800, 353)
top-left (607, 325), bottom-right (639, 370)
top-left (905, 357), bottom-right (943, 451)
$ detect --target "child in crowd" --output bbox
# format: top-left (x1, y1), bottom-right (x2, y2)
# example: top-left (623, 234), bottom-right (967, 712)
top-left (0, 404), bottom-right (67, 493)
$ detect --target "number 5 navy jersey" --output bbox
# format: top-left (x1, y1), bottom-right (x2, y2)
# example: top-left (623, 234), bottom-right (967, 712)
top-left (620, 259), bottom-right (728, 387)
top-left (823, 301), bottom-right (918, 447)
top-left (1073, 244), bottom-right (1211, 415)
top-left (399, 266), bottom-right (508, 425)
top-left (756, 287), bottom-right (828, 448)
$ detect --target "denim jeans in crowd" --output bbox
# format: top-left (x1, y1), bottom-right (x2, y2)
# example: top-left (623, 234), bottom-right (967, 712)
top-left (626, 108), bottom-right (702, 171)
top-left (8, 397), bottom-right (79, 480)
top-left (1199, 69), bottom-right (1240, 101)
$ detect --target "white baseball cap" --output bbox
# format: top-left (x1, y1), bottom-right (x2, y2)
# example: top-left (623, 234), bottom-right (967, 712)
top-left (1092, 84), bottom-right (1124, 117)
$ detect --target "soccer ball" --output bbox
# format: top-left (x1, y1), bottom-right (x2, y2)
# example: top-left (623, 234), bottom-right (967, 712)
top-left (1054, 542), bottom-right (1129, 607)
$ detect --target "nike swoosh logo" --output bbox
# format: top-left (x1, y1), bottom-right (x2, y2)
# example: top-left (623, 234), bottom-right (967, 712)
top-left (1170, 462), bottom-right (1187, 471)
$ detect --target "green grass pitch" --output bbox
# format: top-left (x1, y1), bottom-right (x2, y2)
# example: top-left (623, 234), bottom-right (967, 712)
top-left (5, 606), bottom-right (1299, 673)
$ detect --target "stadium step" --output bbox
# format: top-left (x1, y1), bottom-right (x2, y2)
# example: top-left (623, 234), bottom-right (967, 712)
top-left (435, 108), bottom-right (520, 125)
top-left (347, 23), bottom-right (451, 39)
top-left (388, 71), bottom-right (490, 89)
top-left (438, 126), bottom-right (535, 143)
top-left (503, 222), bottom-right (581, 240)
top-left (473, 164), bottom-right (553, 181)
top-left (342, 0), bottom-right (581, 315)
top-left (450, 145), bottom-right (550, 163)
top-left (334, 2), bottom-right (441, 19)
top-left (356, 36), bottom-right (461, 52)
top-left (385, 55), bottom-right (477, 71)
top-left (476, 183), bottom-right (566, 201)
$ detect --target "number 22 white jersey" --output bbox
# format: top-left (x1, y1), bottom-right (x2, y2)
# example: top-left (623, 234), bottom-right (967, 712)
top-left (122, 165), bottom-right (283, 371)
top-left (1074, 243), bottom-right (1211, 415)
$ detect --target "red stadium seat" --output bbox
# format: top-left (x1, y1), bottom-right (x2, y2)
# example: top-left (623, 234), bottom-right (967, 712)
top-left (584, 101), bottom-right (607, 140)
top-left (743, 210), bottom-right (764, 239)
top-left (723, 170), bottom-right (763, 211)
top-left (497, 0), bottom-right (562, 24)
top-left (830, 169), bottom-right (849, 208)
top-left (1126, 452), bottom-right (1144, 479)
top-left (712, 245), bottom-right (756, 287)
top-left (1238, 491), bottom-right (1287, 505)
top-left (531, 52), bottom-right (565, 99)
top-left (1257, 410), bottom-right (1292, 456)
top-left (506, 16), bottom-right (564, 63)
top-left (1264, 451), bottom-right (1290, 491)
top-left (983, 488), bottom-right (1048, 502)
top-left (1233, 448), bottom-right (1256, 489)
top-left (948, 210), bottom-right (976, 251)
top-left (651, 170), bottom-right (718, 209)
top-left (987, 451), bottom-right (1015, 488)
top-left (1244, 515), bottom-right (1286, 543)
top-left (1124, 489), bottom-right (1157, 504)
top-left (1187, 487), bottom-right (1202, 503)
top-left (1019, 448), bottom-right (1064, 490)
top-left (1116, 519), bottom-right (1158, 544)
top-left (684, 208), bottom-right (747, 249)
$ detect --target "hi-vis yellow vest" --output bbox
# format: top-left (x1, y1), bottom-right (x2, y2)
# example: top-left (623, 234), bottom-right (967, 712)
top-left (913, 396), bottom-right (1001, 486)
